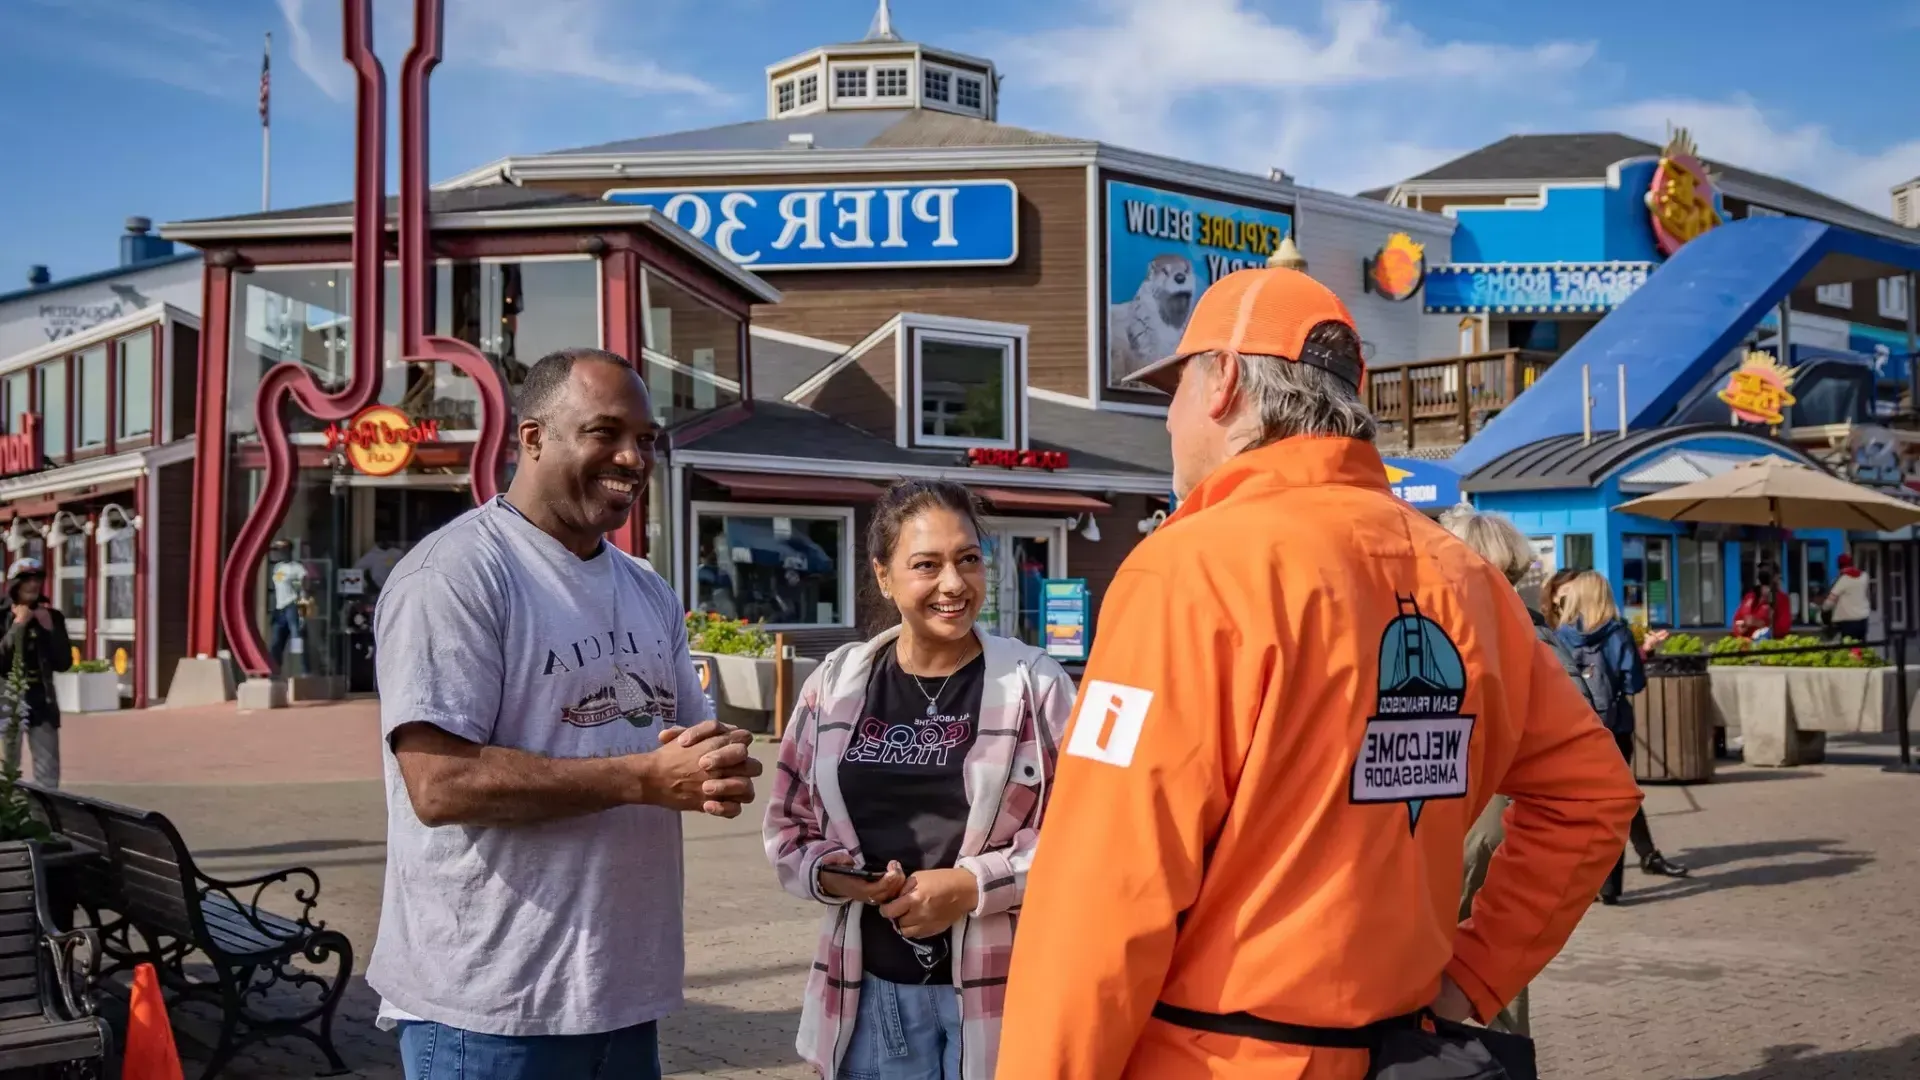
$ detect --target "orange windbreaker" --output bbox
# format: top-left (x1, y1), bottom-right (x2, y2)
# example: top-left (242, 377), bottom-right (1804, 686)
top-left (997, 437), bottom-right (1642, 1080)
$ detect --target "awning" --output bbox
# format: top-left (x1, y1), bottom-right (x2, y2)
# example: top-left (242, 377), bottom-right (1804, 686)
top-left (695, 470), bottom-right (886, 503)
top-left (971, 487), bottom-right (1111, 514)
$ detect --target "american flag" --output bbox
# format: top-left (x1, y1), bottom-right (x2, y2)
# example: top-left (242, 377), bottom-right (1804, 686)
top-left (259, 32), bottom-right (271, 127)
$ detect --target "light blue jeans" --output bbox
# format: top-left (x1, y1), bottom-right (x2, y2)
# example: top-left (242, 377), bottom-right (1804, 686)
top-left (841, 976), bottom-right (963, 1080)
top-left (397, 1019), bottom-right (660, 1080)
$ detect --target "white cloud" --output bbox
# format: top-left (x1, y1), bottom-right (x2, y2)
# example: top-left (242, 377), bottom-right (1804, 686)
top-left (996, 0), bottom-right (1593, 190)
top-left (275, 0), bottom-right (351, 103)
top-left (1604, 97), bottom-right (1920, 217)
top-left (448, 0), bottom-right (728, 103)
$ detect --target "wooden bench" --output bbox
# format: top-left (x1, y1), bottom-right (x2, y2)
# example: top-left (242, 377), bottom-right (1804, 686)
top-left (0, 841), bottom-right (110, 1076)
top-left (22, 785), bottom-right (350, 1079)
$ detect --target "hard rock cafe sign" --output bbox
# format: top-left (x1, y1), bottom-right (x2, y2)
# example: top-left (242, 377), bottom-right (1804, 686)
top-left (324, 405), bottom-right (441, 477)
top-left (0, 414), bottom-right (43, 479)
top-left (1717, 351), bottom-right (1798, 427)
top-left (1645, 127), bottom-right (1724, 257)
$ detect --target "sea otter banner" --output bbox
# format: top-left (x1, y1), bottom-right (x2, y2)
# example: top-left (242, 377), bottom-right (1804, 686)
top-left (1104, 179), bottom-right (1293, 389)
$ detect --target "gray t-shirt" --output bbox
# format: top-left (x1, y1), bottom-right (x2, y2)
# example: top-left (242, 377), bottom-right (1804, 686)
top-left (366, 497), bottom-right (705, 1036)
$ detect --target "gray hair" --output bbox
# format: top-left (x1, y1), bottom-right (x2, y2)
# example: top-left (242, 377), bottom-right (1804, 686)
top-left (1221, 322), bottom-right (1377, 447)
top-left (1440, 506), bottom-right (1535, 586)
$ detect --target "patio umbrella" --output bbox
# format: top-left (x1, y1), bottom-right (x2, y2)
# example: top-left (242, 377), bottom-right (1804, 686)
top-left (1614, 454), bottom-right (1920, 532)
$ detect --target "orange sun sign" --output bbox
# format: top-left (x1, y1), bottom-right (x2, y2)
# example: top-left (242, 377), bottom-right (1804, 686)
top-left (1645, 126), bottom-right (1723, 256)
top-left (1365, 233), bottom-right (1426, 301)
top-left (1717, 351), bottom-right (1798, 427)
top-left (324, 406), bottom-right (441, 477)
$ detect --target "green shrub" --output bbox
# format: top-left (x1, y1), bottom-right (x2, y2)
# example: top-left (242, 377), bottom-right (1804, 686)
top-left (1656, 633), bottom-right (1705, 656)
top-left (71, 659), bottom-right (112, 674)
top-left (685, 610), bottom-right (774, 658)
top-left (1707, 634), bottom-right (1885, 668)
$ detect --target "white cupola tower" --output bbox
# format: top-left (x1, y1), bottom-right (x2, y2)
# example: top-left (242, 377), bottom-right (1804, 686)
top-left (765, 0), bottom-right (998, 122)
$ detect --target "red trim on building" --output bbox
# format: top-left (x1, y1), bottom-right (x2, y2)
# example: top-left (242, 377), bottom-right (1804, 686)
top-left (186, 263), bottom-right (232, 658)
top-left (603, 246), bottom-right (644, 557)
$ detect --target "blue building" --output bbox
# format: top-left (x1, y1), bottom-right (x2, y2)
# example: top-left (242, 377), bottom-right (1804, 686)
top-left (1371, 133), bottom-right (1920, 634)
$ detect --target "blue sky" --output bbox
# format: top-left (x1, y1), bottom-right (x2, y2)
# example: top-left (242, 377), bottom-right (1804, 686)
top-left (6, 0), bottom-right (1920, 280)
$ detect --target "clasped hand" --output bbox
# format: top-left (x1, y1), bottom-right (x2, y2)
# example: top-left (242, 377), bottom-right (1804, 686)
top-left (651, 720), bottom-right (764, 818)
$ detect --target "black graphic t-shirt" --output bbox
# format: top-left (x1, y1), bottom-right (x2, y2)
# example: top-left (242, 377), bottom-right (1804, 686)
top-left (838, 647), bottom-right (985, 985)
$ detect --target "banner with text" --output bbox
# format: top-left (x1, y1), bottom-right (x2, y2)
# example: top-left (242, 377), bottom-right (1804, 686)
top-left (1423, 262), bottom-right (1655, 314)
top-left (1105, 179), bottom-right (1293, 388)
top-left (606, 180), bottom-right (1018, 270)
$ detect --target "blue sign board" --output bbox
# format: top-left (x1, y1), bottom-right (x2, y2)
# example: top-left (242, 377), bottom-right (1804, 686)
top-left (1041, 578), bottom-right (1090, 662)
top-left (1424, 262), bottom-right (1654, 315)
top-left (606, 180), bottom-right (1019, 271)
top-left (1381, 457), bottom-right (1460, 510)
top-left (1106, 179), bottom-right (1294, 387)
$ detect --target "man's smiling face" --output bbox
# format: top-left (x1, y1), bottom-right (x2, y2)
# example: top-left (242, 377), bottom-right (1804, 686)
top-left (524, 358), bottom-right (659, 537)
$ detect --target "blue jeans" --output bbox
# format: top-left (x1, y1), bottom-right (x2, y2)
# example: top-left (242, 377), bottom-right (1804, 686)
top-left (268, 604), bottom-right (303, 673)
top-left (841, 977), bottom-right (961, 1080)
top-left (397, 1020), bottom-right (660, 1080)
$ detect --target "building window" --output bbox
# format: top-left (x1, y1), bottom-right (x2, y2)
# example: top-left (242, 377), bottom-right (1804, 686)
top-left (776, 78), bottom-right (796, 113)
top-left (102, 530), bottom-right (135, 624)
top-left (923, 67), bottom-right (950, 103)
top-left (874, 66), bottom-right (909, 98)
top-left (76, 346), bottom-right (108, 449)
top-left (955, 75), bottom-right (983, 111)
top-left (643, 270), bottom-right (743, 428)
top-left (1880, 277), bottom-right (1911, 322)
top-left (116, 331), bottom-right (154, 440)
top-left (692, 503), bottom-right (853, 628)
top-left (1786, 539), bottom-right (1831, 625)
top-left (834, 66), bottom-right (868, 101)
top-left (2, 371), bottom-right (26, 435)
top-left (797, 73), bottom-right (818, 106)
top-left (57, 532), bottom-right (87, 622)
top-left (915, 331), bottom-right (1013, 446)
top-left (1891, 550), bottom-right (1910, 631)
top-left (1676, 538), bottom-right (1725, 627)
top-left (1815, 282), bottom-right (1854, 309)
top-left (37, 360), bottom-right (66, 460)
top-left (1563, 533), bottom-right (1595, 572)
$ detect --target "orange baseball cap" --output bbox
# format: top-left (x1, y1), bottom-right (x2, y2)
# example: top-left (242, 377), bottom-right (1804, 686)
top-left (1123, 267), bottom-right (1361, 395)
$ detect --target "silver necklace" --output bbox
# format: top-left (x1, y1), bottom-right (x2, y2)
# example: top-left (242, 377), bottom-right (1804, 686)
top-left (909, 670), bottom-right (954, 717)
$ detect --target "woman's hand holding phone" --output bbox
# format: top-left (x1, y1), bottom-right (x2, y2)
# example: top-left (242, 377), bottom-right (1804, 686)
top-left (817, 853), bottom-right (905, 905)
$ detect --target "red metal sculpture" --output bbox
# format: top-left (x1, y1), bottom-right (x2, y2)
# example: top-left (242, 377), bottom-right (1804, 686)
top-left (218, 0), bottom-right (510, 679)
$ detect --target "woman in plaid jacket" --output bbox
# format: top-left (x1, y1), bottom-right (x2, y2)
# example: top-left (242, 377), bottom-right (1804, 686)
top-left (764, 480), bottom-right (1075, 1080)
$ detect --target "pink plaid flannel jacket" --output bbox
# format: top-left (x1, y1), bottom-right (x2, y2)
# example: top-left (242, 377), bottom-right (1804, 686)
top-left (763, 625), bottom-right (1075, 1080)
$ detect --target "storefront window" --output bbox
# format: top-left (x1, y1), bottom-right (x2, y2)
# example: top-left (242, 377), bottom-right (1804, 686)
top-left (1563, 533), bottom-right (1594, 572)
top-left (691, 504), bottom-right (851, 627)
top-left (77, 346), bottom-right (108, 449)
top-left (441, 258), bottom-right (599, 409)
top-left (643, 271), bottom-right (742, 428)
top-left (1620, 535), bottom-right (1672, 628)
top-left (57, 533), bottom-right (86, 622)
top-left (37, 361), bottom-right (66, 461)
top-left (1786, 540), bottom-right (1830, 624)
top-left (117, 331), bottom-right (154, 440)
top-left (3, 371), bottom-right (27, 435)
top-left (103, 532), bottom-right (135, 623)
top-left (915, 332), bottom-right (1011, 446)
top-left (1676, 538), bottom-right (1724, 627)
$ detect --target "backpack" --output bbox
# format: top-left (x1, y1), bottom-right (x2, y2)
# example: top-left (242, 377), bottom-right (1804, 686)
top-left (1565, 629), bottom-right (1627, 731)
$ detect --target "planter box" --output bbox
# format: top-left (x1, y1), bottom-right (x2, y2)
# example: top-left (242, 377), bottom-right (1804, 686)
top-left (1630, 674), bottom-right (1714, 783)
top-left (1707, 665), bottom-right (1920, 766)
top-left (692, 652), bottom-right (821, 733)
top-left (53, 671), bottom-right (121, 714)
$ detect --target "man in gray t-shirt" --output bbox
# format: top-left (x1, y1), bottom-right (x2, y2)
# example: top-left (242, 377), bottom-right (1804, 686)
top-left (369, 347), bottom-right (762, 1079)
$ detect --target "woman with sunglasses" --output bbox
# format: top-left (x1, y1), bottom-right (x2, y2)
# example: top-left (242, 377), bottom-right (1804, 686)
top-left (765, 480), bottom-right (1075, 1080)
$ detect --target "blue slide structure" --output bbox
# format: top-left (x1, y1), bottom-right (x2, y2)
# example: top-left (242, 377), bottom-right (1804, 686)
top-left (1450, 218), bottom-right (1920, 477)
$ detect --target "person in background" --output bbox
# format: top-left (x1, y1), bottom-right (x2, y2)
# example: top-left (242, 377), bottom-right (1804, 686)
top-left (355, 533), bottom-right (408, 592)
top-left (1555, 572), bottom-right (1690, 905)
top-left (1733, 567), bottom-right (1791, 640)
top-left (1541, 567), bottom-right (1582, 629)
top-left (1822, 554), bottom-right (1872, 643)
top-left (268, 539), bottom-right (310, 673)
top-left (0, 559), bottom-right (73, 787)
top-left (764, 479), bottom-right (1075, 1080)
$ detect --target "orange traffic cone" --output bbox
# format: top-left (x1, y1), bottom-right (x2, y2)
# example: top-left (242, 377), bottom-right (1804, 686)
top-left (123, 962), bottom-right (184, 1080)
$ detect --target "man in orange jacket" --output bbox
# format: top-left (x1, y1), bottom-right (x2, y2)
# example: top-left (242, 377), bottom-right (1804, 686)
top-left (997, 267), bottom-right (1642, 1080)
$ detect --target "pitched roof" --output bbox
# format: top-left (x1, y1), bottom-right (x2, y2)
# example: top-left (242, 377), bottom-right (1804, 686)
top-left (170, 185), bottom-right (604, 227)
top-left (556, 108), bottom-right (1084, 157)
top-left (1400, 133), bottom-right (1916, 241)
top-left (1459, 424), bottom-right (1813, 493)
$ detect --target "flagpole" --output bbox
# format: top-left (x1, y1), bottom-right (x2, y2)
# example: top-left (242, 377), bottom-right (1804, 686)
top-left (261, 31), bottom-right (272, 212)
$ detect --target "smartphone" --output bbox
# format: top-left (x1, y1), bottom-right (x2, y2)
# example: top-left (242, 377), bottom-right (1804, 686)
top-left (818, 864), bottom-right (887, 882)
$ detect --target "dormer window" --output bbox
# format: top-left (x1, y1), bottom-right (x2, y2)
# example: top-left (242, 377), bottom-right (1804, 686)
top-left (776, 79), bottom-right (797, 113)
top-left (875, 65), bottom-right (910, 98)
top-left (834, 66), bottom-right (869, 101)
top-left (923, 68), bottom-right (950, 103)
top-left (798, 73), bottom-right (819, 106)
top-left (955, 75), bottom-right (983, 111)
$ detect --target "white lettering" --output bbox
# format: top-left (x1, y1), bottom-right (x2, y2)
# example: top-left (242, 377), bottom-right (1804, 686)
top-left (1065, 681), bottom-right (1155, 769)
top-left (774, 191), bottom-right (828, 250)
top-left (715, 191), bottom-right (760, 263)
top-left (830, 190), bottom-right (876, 249)
top-left (910, 188), bottom-right (960, 247)
top-left (880, 189), bottom-right (911, 248)
top-left (662, 193), bottom-right (712, 239)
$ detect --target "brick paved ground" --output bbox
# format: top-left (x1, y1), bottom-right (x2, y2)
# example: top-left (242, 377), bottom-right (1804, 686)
top-left (51, 701), bottom-right (1920, 1079)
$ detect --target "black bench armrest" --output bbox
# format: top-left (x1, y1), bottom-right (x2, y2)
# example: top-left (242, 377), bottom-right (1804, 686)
top-left (27, 842), bottom-right (101, 1022)
top-left (195, 865), bottom-right (326, 935)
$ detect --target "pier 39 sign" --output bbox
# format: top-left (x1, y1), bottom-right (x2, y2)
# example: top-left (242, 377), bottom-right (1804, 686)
top-left (605, 180), bottom-right (1019, 271)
